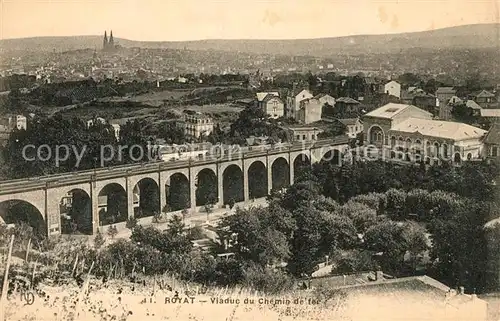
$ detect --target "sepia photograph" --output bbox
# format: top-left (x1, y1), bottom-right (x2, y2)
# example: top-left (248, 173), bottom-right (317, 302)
top-left (1, 0), bottom-right (500, 320)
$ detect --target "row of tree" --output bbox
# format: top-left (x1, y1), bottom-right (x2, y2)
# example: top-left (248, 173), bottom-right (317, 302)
top-left (1, 115), bottom-right (187, 179)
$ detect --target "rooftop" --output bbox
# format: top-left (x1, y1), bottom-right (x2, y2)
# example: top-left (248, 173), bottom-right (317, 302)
top-left (480, 109), bottom-right (500, 117)
top-left (339, 118), bottom-right (361, 126)
top-left (313, 93), bottom-right (334, 100)
top-left (473, 89), bottom-right (496, 98)
top-left (483, 123), bottom-right (500, 144)
top-left (256, 92), bottom-right (279, 102)
top-left (436, 87), bottom-right (456, 94)
top-left (391, 117), bottom-right (487, 141)
top-left (364, 103), bottom-right (432, 120)
top-left (336, 97), bottom-right (360, 104)
top-left (466, 100), bottom-right (482, 110)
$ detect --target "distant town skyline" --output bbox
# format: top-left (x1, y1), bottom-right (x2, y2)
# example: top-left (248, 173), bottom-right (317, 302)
top-left (1, 0), bottom-right (499, 41)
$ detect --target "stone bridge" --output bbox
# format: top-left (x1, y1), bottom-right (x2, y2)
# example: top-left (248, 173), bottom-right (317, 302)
top-left (0, 138), bottom-right (348, 236)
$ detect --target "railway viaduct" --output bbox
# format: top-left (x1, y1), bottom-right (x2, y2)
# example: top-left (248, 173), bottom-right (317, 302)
top-left (0, 138), bottom-right (348, 236)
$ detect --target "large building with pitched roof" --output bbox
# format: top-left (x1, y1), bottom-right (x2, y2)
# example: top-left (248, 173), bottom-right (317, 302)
top-left (363, 103), bottom-right (487, 164)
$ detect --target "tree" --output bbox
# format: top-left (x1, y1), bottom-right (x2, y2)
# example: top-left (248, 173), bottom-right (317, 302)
top-left (401, 221), bottom-right (429, 272)
top-left (363, 221), bottom-right (409, 273)
top-left (219, 206), bottom-right (292, 266)
top-left (287, 203), bottom-right (357, 276)
top-left (427, 200), bottom-right (488, 291)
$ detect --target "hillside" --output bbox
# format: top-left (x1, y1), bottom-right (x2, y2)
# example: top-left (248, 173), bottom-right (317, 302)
top-left (1, 23), bottom-right (500, 57)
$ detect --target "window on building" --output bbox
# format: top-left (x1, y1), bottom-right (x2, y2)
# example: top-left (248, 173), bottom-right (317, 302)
top-left (492, 146), bottom-right (499, 157)
top-left (303, 135), bottom-right (306, 140)
top-left (390, 136), bottom-right (396, 147)
top-left (296, 135), bottom-right (300, 140)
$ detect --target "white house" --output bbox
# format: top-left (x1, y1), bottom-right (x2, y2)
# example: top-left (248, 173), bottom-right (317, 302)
top-left (339, 118), bottom-right (364, 138)
top-left (286, 88), bottom-right (313, 119)
top-left (314, 93), bottom-right (336, 107)
top-left (177, 113), bottom-right (214, 139)
top-left (256, 92), bottom-right (284, 119)
top-left (86, 117), bottom-right (106, 128)
top-left (382, 80), bottom-right (401, 98)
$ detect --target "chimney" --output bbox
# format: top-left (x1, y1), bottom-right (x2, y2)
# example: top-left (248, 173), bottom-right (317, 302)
top-left (471, 294), bottom-right (477, 300)
top-left (459, 286), bottom-right (465, 295)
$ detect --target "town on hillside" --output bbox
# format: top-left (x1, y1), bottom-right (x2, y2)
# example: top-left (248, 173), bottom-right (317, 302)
top-left (1, 19), bottom-right (500, 321)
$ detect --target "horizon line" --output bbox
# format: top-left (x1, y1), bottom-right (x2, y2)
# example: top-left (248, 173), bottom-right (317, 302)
top-left (1, 22), bottom-right (498, 43)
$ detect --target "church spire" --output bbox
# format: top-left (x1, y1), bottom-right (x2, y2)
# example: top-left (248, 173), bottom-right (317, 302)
top-left (103, 31), bottom-right (108, 50)
top-left (109, 30), bottom-right (114, 47)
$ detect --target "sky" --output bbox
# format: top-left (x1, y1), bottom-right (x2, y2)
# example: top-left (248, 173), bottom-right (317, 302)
top-left (1, 0), bottom-right (499, 41)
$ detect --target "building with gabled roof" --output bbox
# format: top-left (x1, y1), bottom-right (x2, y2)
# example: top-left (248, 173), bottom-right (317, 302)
top-left (313, 93), bottom-right (336, 106)
top-left (470, 89), bottom-right (498, 108)
top-left (339, 118), bottom-right (363, 138)
top-left (286, 88), bottom-right (313, 119)
top-left (380, 80), bottom-right (401, 98)
top-left (435, 87), bottom-right (456, 105)
top-left (482, 123), bottom-right (500, 160)
top-left (256, 92), bottom-right (279, 102)
top-left (257, 93), bottom-right (284, 119)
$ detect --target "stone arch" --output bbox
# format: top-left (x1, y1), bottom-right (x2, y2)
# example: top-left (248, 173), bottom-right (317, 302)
top-left (133, 178), bottom-right (160, 219)
top-left (98, 183), bottom-right (128, 226)
top-left (271, 157), bottom-right (290, 191)
top-left (59, 188), bottom-right (92, 235)
top-left (248, 160), bottom-right (268, 199)
top-left (0, 200), bottom-right (46, 237)
top-left (223, 164), bottom-right (244, 205)
top-left (195, 168), bottom-right (218, 206)
top-left (166, 172), bottom-right (190, 211)
top-left (368, 125), bottom-right (384, 145)
top-left (454, 153), bottom-right (462, 164)
top-left (467, 152), bottom-right (473, 161)
top-left (293, 153), bottom-right (311, 180)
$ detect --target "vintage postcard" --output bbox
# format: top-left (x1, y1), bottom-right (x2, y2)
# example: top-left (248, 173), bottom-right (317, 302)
top-left (0, 0), bottom-right (500, 320)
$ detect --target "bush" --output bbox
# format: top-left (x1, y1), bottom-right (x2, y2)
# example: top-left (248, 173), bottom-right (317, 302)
top-left (152, 212), bottom-right (162, 223)
top-left (94, 230), bottom-right (105, 250)
top-left (126, 217), bottom-right (138, 229)
top-left (334, 249), bottom-right (375, 274)
top-left (242, 264), bottom-right (295, 294)
top-left (313, 283), bottom-right (348, 307)
top-left (349, 192), bottom-right (386, 214)
top-left (107, 225), bottom-right (118, 239)
top-left (187, 226), bottom-right (205, 240)
top-left (340, 201), bottom-right (379, 234)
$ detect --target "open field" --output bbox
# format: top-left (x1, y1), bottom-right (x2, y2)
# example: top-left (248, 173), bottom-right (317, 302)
top-left (128, 89), bottom-right (191, 103)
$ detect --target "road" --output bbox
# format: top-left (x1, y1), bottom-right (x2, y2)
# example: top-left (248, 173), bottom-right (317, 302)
top-left (109, 197), bottom-right (268, 241)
